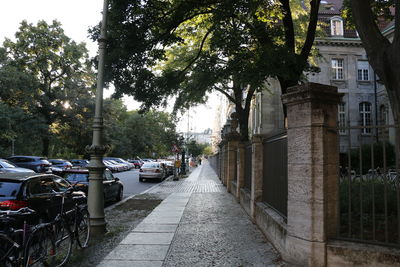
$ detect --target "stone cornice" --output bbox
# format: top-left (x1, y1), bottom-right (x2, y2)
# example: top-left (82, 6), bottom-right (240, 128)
top-left (316, 37), bottom-right (363, 47)
top-left (282, 83), bottom-right (343, 106)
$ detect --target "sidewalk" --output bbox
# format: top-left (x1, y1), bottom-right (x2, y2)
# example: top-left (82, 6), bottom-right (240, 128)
top-left (98, 162), bottom-right (282, 267)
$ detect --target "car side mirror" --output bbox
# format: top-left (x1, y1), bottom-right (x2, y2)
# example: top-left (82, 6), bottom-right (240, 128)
top-left (115, 177), bottom-right (120, 181)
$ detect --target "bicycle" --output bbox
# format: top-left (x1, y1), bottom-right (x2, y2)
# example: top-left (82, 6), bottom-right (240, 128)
top-left (0, 207), bottom-right (39, 267)
top-left (48, 189), bottom-right (90, 266)
top-left (24, 222), bottom-right (55, 267)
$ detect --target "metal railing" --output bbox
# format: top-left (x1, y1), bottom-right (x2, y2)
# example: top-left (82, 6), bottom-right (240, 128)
top-left (337, 124), bottom-right (400, 247)
top-left (244, 142), bottom-right (252, 190)
top-left (262, 132), bottom-right (288, 219)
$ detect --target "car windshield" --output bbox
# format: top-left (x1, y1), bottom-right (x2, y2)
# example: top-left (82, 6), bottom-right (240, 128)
top-left (64, 173), bottom-right (88, 182)
top-left (0, 181), bottom-right (21, 197)
top-left (142, 163), bottom-right (159, 168)
top-left (0, 160), bottom-right (17, 168)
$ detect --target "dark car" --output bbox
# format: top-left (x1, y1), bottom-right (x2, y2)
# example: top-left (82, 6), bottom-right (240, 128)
top-left (0, 159), bottom-right (35, 173)
top-left (0, 173), bottom-right (86, 224)
top-left (7, 156), bottom-right (51, 173)
top-left (62, 169), bottom-right (123, 202)
top-left (48, 159), bottom-right (73, 175)
top-left (128, 160), bottom-right (143, 169)
top-left (70, 159), bottom-right (89, 168)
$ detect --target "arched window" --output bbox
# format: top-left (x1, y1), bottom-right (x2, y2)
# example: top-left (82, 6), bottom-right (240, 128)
top-left (331, 16), bottom-right (344, 36)
top-left (359, 102), bottom-right (372, 134)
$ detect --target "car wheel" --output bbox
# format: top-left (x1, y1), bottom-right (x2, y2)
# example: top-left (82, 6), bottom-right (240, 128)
top-left (116, 187), bottom-right (123, 202)
top-left (139, 178), bottom-right (144, 182)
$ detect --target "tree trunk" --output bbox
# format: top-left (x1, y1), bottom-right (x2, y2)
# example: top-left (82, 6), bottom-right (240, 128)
top-left (350, 0), bottom-right (400, 122)
top-left (42, 134), bottom-right (50, 157)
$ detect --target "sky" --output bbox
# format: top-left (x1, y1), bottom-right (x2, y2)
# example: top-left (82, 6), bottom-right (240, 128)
top-left (0, 0), bottom-right (218, 134)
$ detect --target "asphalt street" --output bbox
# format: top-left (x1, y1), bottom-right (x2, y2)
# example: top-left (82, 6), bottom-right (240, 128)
top-left (113, 169), bottom-right (162, 199)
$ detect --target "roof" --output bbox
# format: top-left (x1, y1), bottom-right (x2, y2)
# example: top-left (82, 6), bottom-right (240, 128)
top-left (318, 0), bottom-right (394, 39)
top-left (0, 172), bottom-right (50, 181)
top-left (319, 0), bottom-right (343, 15)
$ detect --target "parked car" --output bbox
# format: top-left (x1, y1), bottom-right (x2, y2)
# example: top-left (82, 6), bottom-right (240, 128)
top-left (0, 159), bottom-right (35, 173)
top-left (0, 173), bottom-right (86, 224)
top-left (48, 159), bottom-right (73, 175)
top-left (128, 159), bottom-right (143, 169)
top-left (7, 156), bottom-right (51, 173)
top-left (62, 168), bottom-right (123, 202)
top-left (70, 159), bottom-right (89, 168)
top-left (104, 157), bottom-right (133, 170)
top-left (139, 162), bottom-right (166, 182)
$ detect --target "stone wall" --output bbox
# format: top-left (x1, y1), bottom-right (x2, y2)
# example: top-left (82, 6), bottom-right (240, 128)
top-left (213, 83), bottom-right (400, 266)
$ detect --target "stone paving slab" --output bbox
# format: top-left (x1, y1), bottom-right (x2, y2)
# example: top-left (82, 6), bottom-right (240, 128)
top-left (121, 232), bottom-right (175, 245)
top-left (132, 223), bottom-right (178, 233)
top-left (98, 260), bottom-right (163, 267)
top-left (105, 244), bottom-right (169, 261)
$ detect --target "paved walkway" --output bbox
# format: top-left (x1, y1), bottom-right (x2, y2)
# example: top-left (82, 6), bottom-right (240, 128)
top-left (98, 162), bottom-right (282, 267)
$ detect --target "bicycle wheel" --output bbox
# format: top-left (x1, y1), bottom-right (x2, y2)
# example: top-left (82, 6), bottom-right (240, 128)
top-left (75, 208), bottom-right (90, 248)
top-left (24, 226), bottom-right (55, 267)
top-left (0, 235), bottom-right (12, 266)
top-left (52, 222), bottom-right (72, 267)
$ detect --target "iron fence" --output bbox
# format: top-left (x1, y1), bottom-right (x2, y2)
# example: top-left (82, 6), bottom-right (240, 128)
top-left (337, 124), bottom-right (400, 247)
top-left (262, 132), bottom-right (288, 219)
top-left (244, 142), bottom-right (252, 190)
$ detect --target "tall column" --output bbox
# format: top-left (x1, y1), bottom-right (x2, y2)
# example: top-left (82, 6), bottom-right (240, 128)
top-left (282, 83), bottom-right (342, 266)
top-left (87, 0), bottom-right (109, 236)
top-left (250, 135), bottom-right (263, 219)
top-left (235, 142), bottom-right (245, 200)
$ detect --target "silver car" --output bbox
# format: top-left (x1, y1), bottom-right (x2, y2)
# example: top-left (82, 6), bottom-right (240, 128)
top-left (139, 162), bottom-right (166, 182)
top-left (0, 159), bottom-right (35, 173)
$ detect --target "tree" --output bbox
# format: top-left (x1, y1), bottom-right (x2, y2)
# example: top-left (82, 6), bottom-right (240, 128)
top-left (1, 20), bottom-right (95, 156)
top-left (93, 0), bottom-right (321, 140)
top-left (186, 140), bottom-right (208, 158)
top-left (344, 0), bottom-right (399, 122)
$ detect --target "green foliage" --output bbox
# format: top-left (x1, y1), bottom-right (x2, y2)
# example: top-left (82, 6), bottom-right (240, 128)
top-left (202, 146), bottom-right (213, 156)
top-left (105, 109), bottom-right (178, 159)
top-left (341, 142), bottom-right (396, 174)
top-left (92, 0), bottom-right (322, 140)
top-left (186, 140), bottom-right (208, 158)
top-left (1, 20), bottom-right (96, 156)
top-left (339, 178), bottom-right (399, 243)
top-left (342, 0), bottom-right (395, 29)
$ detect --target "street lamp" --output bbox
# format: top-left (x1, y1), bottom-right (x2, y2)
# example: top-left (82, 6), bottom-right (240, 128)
top-left (86, 0), bottom-right (109, 236)
top-left (178, 136), bottom-right (186, 175)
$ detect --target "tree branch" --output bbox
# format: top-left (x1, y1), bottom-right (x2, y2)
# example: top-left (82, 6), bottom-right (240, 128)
top-left (179, 28), bottom-right (213, 76)
top-left (244, 84), bottom-right (256, 113)
top-left (300, 0), bottom-right (321, 60)
top-left (350, 0), bottom-right (390, 79)
top-left (214, 87), bottom-right (235, 103)
top-left (279, 0), bottom-right (295, 53)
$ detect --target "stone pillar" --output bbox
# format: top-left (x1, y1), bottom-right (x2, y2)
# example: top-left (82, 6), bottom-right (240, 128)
top-left (226, 138), bottom-right (239, 193)
top-left (281, 83), bottom-right (342, 266)
top-left (236, 142), bottom-right (245, 200)
top-left (250, 135), bottom-right (263, 220)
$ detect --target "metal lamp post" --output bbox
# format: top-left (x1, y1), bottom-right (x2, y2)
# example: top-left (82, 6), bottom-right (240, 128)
top-left (86, 0), bottom-right (109, 236)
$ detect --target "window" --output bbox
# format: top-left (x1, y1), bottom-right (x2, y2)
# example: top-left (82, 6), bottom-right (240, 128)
top-left (338, 103), bottom-right (346, 134)
top-left (332, 59), bottom-right (344, 80)
top-left (359, 102), bottom-right (372, 134)
top-left (357, 61), bottom-right (369, 81)
top-left (331, 17), bottom-right (344, 36)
